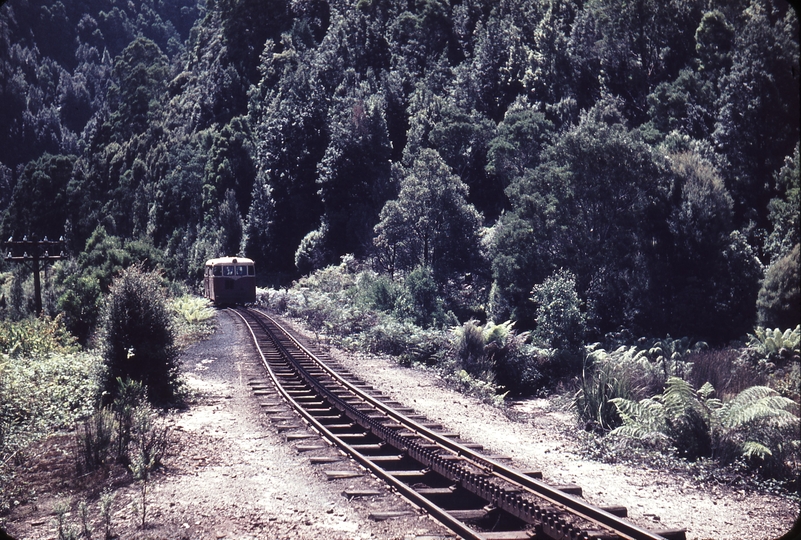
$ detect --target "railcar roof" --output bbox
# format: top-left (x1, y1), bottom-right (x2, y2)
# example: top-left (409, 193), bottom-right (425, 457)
top-left (205, 257), bottom-right (255, 265)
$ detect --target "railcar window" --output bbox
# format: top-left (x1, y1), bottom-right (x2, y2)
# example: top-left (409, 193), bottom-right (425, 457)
top-left (223, 265), bottom-right (235, 276)
top-left (248, 265), bottom-right (255, 276)
top-left (237, 265), bottom-right (248, 276)
top-left (213, 266), bottom-right (222, 276)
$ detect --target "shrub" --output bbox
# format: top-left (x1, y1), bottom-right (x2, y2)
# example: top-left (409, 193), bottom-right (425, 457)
top-left (359, 273), bottom-right (403, 313)
top-left (171, 295), bottom-right (216, 346)
top-left (58, 273), bottom-right (102, 345)
top-left (74, 378), bottom-right (170, 474)
top-left (1, 350), bottom-right (101, 510)
top-left (357, 315), bottom-right (443, 361)
top-left (530, 269), bottom-right (586, 358)
top-left (112, 377), bottom-right (147, 462)
top-left (454, 320), bottom-right (492, 378)
top-left (574, 337), bottom-right (706, 432)
top-left (747, 325), bottom-right (801, 365)
top-left (401, 266), bottom-right (455, 328)
top-left (494, 342), bottom-right (548, 396)
top-left (0, 315), bottom-right (78, 358)
top-left (757, 244), bottom-right (800, 329)
top-left (100, 265), bottom-right (181, 405)
top-left (713, 385), bottom-right (800, 478)
top-left (610, 377), bottom-right (800, 477)
top-left (171, 295), bottom-right (215, 324)
top-left (451, 319), bottom-right (545, 395)
top-left (75, 407), bottom-right (115, 474)
top-left (444, 369), bottom-right (506, 405)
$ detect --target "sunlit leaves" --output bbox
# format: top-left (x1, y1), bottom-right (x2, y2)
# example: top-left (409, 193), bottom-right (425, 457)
top-left (373, 149), bottom-right (482, 282)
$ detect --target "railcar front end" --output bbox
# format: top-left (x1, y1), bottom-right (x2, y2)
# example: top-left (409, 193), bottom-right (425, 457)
top-left (203, 257), bottom-right (256, 305)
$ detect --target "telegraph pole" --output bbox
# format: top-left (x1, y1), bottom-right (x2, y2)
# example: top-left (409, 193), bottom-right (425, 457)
top-left (2, 235), bottom-right (65, 315)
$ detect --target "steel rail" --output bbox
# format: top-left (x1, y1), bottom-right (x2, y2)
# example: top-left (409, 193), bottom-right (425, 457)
top-left (249, 308), bottom-right (673, 540)
top-left (234, 307), bottom-right (681, 540)
top-left (231, 307), bottom-right (485, 539)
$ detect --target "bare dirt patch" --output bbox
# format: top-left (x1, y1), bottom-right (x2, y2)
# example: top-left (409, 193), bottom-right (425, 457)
top-left (1, 311), bottom-right (451, 540)
top-left (2, 310), bottom-right (798, 540)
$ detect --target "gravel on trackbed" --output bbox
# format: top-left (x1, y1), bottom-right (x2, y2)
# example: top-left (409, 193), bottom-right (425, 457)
top-left (3, 309), bottom-right (798, 540)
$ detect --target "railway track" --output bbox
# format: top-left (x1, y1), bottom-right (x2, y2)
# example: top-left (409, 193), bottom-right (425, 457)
top-left (230, 307), bottom-right (686, 540)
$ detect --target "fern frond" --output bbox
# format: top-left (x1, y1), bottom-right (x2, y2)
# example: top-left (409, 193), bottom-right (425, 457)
top-left (610, 424), bottom-right (670, 441)
top-left (784, 326), bottom-right (800, 350)
top-left (609, 397), bottom-right (666, 437)
top-left (662, 377), bottom-right (698, 419)
top-left (483, 320), bottom-right (514, 346)
top-left (697, 382), bottom-right (715, 400)
top-left (704, 397), bottom-right (724, 411)
top-left (716, 386), bottom-right (799, 429)
top-left (741, 441), bottom-right (772, 459)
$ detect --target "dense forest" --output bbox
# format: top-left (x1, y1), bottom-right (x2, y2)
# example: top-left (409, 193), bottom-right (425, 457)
top-left (0, 0), bottom-right (798, 345)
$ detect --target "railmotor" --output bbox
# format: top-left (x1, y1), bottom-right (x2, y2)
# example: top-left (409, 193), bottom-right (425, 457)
top-left (203, 257), bottom-right (256, 305)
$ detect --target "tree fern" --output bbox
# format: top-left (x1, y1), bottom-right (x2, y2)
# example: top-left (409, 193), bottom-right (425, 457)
top-left (610, 377), bottom-right (800, 474)
top-left (609, 397), bottom-right (668, 441)
top-left (716, 385), bottom-right (798, 429)
top-left (662, 377), bottom-right (701, 420)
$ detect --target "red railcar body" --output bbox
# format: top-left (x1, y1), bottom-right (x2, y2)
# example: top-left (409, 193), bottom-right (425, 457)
top-left (203, 257), bottom-right (256, 305)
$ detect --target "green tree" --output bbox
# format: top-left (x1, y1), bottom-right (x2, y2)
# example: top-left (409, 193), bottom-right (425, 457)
top-left (454, 11), bottom-right (525, 122)
top-left (201, 117), bottom-right (256, 232)
top-left (56, 226), bottom-right (165, 342)
top-left (568, 0), bottom-right (704, 121)
top-left (373, 149), bottom-right (482, 283)
top-left (314, 74), bottom-right (393, 267)
top-left (241, 173), bottom-right (276, 271)
top-left (714, 0), bottom-right (800, 227)
top-left (400, 265), bottom-right (452, 329)
top-left (105, 37), bottom-right (169, 140)
top-left (765, 144), bottom-right (800, 263)
top-left (389, 0), bottom-right (454, 76)
top-left (248, 35), bottom-right (327, 273)
top-left (493, 99), bottom-right (672, 335)
top-left (486, 99), bottom-right (554, 193)
top-left (757, 244), bottom-right (800, 329)
top-left (101, 265), bottom-right (180, 405)
top-left (0, 153), bottom-right (76, 240)
top-left (530, 269), bottom-right (586, 353)
top-left (663, 151), bottom-right (762, 341)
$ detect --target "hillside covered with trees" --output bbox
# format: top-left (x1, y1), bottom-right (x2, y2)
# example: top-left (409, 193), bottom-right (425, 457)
top-left (1, 0), bottom-right (800, 519)
top-left (0, 0), bottom-right (798, 344)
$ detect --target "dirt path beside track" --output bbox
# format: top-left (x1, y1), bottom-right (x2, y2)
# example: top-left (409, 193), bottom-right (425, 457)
top-left (2, 310), bottom-right (797, 540)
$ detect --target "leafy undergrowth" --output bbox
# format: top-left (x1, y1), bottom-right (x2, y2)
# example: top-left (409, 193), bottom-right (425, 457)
top-left (0, 297), bottom-right (210, 517)
top-left (170, 295), bottom-right (217, 348)
top-left (576, 428), bottom-right (800, 501)
top-left (259, 262), bottom-right (801, 498)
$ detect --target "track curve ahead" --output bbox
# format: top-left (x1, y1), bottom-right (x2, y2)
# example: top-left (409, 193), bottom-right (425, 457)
top-left (231, 307), bottom-right (686, 540)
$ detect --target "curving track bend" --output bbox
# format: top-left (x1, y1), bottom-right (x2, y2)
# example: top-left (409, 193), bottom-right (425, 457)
top-left (230, 307), bottom-right (686, 540)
